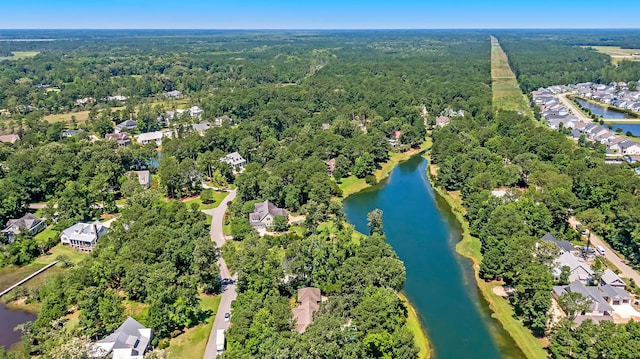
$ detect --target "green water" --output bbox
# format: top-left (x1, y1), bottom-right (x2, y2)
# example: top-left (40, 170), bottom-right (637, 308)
top-left (343, 155), bottom-right (525, 359)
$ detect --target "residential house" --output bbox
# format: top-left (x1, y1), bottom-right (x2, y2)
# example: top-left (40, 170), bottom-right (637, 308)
top-left (0, 134), bottom-right (21, 144)
top-left (541, 233), bottom-right (576, 254)
top-left (553, 281), bottom-right (613, 318)
top-left (137, 131), bottom-right (164, 146)
top-left (292, 287), bottom-right (321, 333)
top-left (106, 95), bottom-right (128, 102)
top-left (321, 123), bottom-right (331, 130)
top-left (435, 116), bottom-right (450, 128)
top-left (249, 200), bottom-right (288, 228)
top-left (131, 170), bottom-right (151, 189)
top-left (105, 133), bottom-right (131, 147)
top-left (2, 214), bottom-right (46, 243)
top-left (75, 97), bottom-right (94, 106)
top-left (91, 317), bottom-right (153, 359)
top-left (553, 251), bottom-right (593, 283)
top-left (602, 269), bottom-right (626, 288)
top-left (61, 129), bottom-right (84, 138)
top-left (114, 119), bottom-right (137, 134)
top-left (610, 140), bottom-right (640, 156)
top-left (220, 152), bottom-right (246, 171)
top-left (157, 110), bottom-right (175, 126)
top-left (165, 90), bottom-right (181, 98)
top-left (325, 158), bottom-right (336, 177)
top-left (188, 106), bottom-right (203, 118)
top-left (60, 221), bottom-right (107, 252)
top-left (192, 121), bottom-right (211, 135)
top-left (214, 115), bottom-right (232, 127)
top-left (601, 284), bottom-right (632, 305)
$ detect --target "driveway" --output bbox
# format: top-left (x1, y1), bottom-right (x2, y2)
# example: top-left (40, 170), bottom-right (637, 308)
top-left (202, 190), bottom-right (237, 359)
top-left (569, 216), bottom-right (640, 285)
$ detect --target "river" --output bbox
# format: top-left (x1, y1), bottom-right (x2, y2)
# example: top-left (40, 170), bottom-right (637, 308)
top-left (0, 303), bottom-right (35, 349)
top-left (343, 154), bottom-right (525, 359)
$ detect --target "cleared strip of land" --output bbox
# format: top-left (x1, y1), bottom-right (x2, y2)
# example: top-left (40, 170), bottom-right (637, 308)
top-left (491, 36), bottom-right (534, 119)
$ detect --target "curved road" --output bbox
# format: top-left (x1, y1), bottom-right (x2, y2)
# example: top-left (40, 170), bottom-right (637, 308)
top-left (203, 190), bottom-right (237, 359)
top-left (569, 216), bottom-right (640, 284)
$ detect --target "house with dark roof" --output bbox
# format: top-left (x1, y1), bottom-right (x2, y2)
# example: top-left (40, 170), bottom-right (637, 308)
top-left (249, 200), bottom-right (287, 228)
top-left (91, 317), bottom-right (153, 359)
top-left (292, 287), bottom-right (321, 333)
top-left (115, 119), bottom-right (137, 134)
top-left (2, 214), bottom-right (46, 243)
top-left (541, 233), bottom-right (576, 254)
top-left (553, 281), bottom-right (613, 318)
top-left (60, 221), bottom-right (107, 252)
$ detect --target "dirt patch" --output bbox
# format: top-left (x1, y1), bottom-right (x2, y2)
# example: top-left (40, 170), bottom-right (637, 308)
top-left (492, 285), bottom-right (508, 297)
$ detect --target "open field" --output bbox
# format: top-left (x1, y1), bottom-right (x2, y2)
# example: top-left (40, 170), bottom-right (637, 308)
top-left (589, 46), bottom-right (640, 64)
top-left (168, 294), bottom-right (221, 359)
top-left (427, 168), bottom-right (547, 359)
top-left (491, 37), bottom-right (534, 119)
top-left (0, 51), bottom-right (40, 61)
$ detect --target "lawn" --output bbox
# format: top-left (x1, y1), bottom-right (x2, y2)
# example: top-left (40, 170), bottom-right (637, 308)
top-left (168, 294), bottom-right (222, 359)
top-left (0, 51), bottom-right (40, 60)
top-left (338, 138), bottom-right (432, 197)
top-left (589, 46), bottom-right (640, 64)
top-left (400, 293), bottom-right (430, 359)
top-left (429, 170), bottom-right (547, 359)
top-left (491, 40), bottom-right (534, 119)
top-left (182, 191), bottom-right (230, 210)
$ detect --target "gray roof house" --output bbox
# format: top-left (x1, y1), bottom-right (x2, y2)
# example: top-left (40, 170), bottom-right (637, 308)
top-left (192, 121), bottom-right (211, 135)
top-left (602, 269), bottom-right (626, 288)
top-left (115, 119), bottom-right (137, 134)
top-left (188, 106), bottom-right (203, 118)
top-left (0, 134), bottom-right (21, 144)
top-left (249, 200), bottom-right (288, 228)
top-left (131, 170), bottom-right (151, 189)
top-left (220, 152), bottom-right (246, 171)
top-left (91, 317), bottom-right (153, 359)
top-left (553, 281), bottom-right (614, 319)
top-left (553, 251), bottom-right (593, 283)
top-left (2, 213), bottom-right (46, 243)
top-left (105, 133), bottom-right (131, 147)
top-left (136, 131), bottom-right (164, 146)
top-left (541, 233), bottom-right (575, 254)
top-left (60, 221), bottom-right (107, 252)
top-left (292, 287), bottom-right (321, 333)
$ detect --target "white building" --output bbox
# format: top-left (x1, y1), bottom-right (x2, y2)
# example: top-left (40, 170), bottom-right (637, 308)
top-left (60, 221), bottom-right (107, 252)
top-left (91, 317), bottom-right (153, 359)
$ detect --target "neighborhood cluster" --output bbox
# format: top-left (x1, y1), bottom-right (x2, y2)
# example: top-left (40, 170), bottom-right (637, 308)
top-left (533, 80), bottom-right (640, 170)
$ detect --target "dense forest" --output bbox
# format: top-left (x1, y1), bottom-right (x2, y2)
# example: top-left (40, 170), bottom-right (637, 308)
top-left (495, 31), bottom-right (640, 92)
top-left (0, 31), bottom-right (495, 358)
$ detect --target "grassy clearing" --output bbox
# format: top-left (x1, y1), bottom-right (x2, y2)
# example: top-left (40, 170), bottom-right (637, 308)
top-left (426, 161), bottom-right (547, 359)
top-left (338, 138), bottom-right (433, 197)
top-left (182, 191), bottom-right (229, 210)
top-left (0, 51), bottom-right (40, 60)
top-left (491, 39), bottom-right (534, 119)
top-left (589, 46), bottom-right (640, 64)
top-left (400, 293), bottom-right (431, 359)
top-left (168, 294), bottom-right (221, 359)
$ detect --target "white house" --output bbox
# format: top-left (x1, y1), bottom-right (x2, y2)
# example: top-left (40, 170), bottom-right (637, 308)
top-left (553, 251), bottom-right (593, 283)
top-left (60, 221), bottom-right (107, 252)
top-left (136, 131), bottom-right (164, 146)
top-left (91, 317), bottom-right (153, 359)
top-left (188, 106), bottom-right (203, 118)
top-left (249, 200), bottom-right (288, 228)
top-left (220, 152), bottom-right (247, 171)
top-left (115, 120), bottom-right (137, 134)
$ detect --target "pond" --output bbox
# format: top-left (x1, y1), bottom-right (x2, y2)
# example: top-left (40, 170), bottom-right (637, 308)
top-left (0, 303), bottom-right (35, 349)
top-left (575, 98), bottom-right (635, 120)
top-left (343, 154), bottom-right (525, 359)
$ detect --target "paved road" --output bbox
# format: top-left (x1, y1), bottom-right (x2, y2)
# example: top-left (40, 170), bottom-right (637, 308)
top-left (557, 93), bottom-right (593, 124)
top-left (568, 216), bottom-right (640, 284)
top-left (203, 190), bottom-right (237, 359)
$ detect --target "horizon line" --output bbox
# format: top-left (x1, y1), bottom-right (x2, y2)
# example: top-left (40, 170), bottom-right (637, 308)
top-left (1, 28), bottom-right (640, 31)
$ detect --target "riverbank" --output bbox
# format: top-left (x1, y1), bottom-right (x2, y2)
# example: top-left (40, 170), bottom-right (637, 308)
top-left (399, 293), bottom-right (431, 359)
top-left (339, 138), bottom-right (433, 197)
top-left (426, 160), bottom-right (547, 359)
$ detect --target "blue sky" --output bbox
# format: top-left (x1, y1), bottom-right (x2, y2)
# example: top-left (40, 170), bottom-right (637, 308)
top-left (1, 0), bottom-right (639, 29)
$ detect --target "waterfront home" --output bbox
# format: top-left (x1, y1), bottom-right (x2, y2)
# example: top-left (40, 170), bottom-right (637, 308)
top-left (105, 133), bottom-right (131, 147)
top-left (91, 317), bottom-right (153, 359)
top-left (220, 151), bottom-right (246, 171)
top-left (114, 119), bottom-right (137, 134)
top-left (0, 134), bottom-right (21, 144)
top-left (60, 221), bottom-right (107, 252)
top-left (540, 233), bottom-right (575, 254)
top-left (553, 251), bottom-right (593, 283)
top-left (292, 287), bottom-right (321, 334)
top-left (249, 200), bottom-right (288, 228)
top-left (2, 213), bottom-right (46, 243)
top-left (136, 131), bottom-right (164, 146)
top-left (553, 281), bottom-right (613, 319)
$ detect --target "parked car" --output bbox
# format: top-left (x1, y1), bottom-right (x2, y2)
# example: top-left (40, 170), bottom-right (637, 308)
top-left (224, 312), bottom-right (230, 322)
top-left (596, 245), bottom-right (605, 256)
